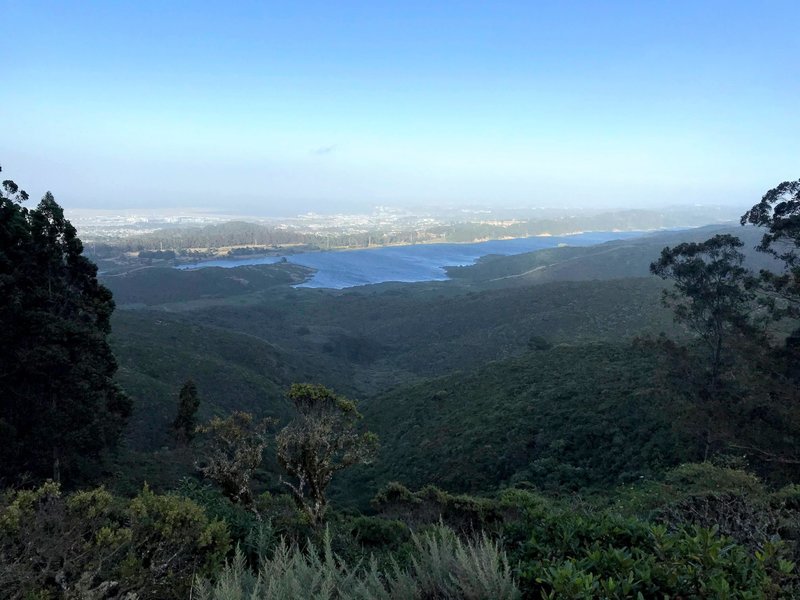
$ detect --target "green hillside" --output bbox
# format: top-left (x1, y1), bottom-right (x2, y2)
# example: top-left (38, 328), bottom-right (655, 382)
top-left (111, 311), bottom-right (298, 450)
top-left (337, 342), bottom-right (690, 508)
top-left (110, 275), bottom-right (676, 433)
top-left (104, 261), bottom-right (312, 306)
top-left (447, 225), bottom-right (777, 288)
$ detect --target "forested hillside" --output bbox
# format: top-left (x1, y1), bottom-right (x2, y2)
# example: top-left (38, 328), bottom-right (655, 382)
top-left (109, 274), bottom-right (676, 451)
top-left (448, 225), bottom-right (779, 287)
top-left (350, 343), bottom-right (685, 505)
top-left (3, 166), bottom-right (800, 598)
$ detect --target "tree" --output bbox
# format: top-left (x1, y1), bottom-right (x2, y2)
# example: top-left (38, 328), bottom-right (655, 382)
top-left (277, 383), bottom-right (378, 526)
top-left (0, 169), bottom-right (32, 472)
top-left (735, 179), bottom-right (800, 470)
top-left (650, 235), bottom-right (757, 393)
top-left (0, 166), bottom-right (131, 485)
top-left (650, 234), bottom-right (758, 459)
top-left (741, 178), bottom-right (800, 327)
top-left (172, 380), bottom-right (200, 443)
top-left (196, 411), bottom-right (274, 507)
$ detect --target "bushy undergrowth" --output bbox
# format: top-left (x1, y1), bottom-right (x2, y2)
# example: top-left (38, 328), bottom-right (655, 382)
top-left (616, 463), bottom-right (800, 561)
top-left (191, 474), bottom-right (799, 599)
top-left (0, 483), bottom-right (230, 599)
top-left (2, 467), bottom-right (798, 598)
top-left (194, 525), bottom-right (520, 600)
top-left (517, 510), bottom-right (794, 599)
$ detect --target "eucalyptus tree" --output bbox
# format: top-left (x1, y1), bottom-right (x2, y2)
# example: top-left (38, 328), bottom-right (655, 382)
top-left (736, 178), bottom-right (800, 468)
top-left (650, 234), bottom-right (758, 459)
top-left (651, 234), bottom-right (756, 391)
top-left (741, 178), bottom-right (800, 331)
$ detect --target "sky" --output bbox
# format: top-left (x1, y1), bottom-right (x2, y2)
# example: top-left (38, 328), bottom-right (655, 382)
top-left (1, 0), bottom-right (799, 215)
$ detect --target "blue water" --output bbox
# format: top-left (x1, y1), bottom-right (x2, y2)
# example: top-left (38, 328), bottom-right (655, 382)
top-left (177, 231), bottom-right (647, 289)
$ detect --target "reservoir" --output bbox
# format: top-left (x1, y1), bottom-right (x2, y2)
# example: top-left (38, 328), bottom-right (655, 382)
top-left (177, 231), bottom-right (648, 289)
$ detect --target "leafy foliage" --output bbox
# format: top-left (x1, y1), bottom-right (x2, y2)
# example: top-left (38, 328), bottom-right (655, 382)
top-left (741, 178), bottom-right (800, 317)
top-left (518, 513), bottom-right (790, 599)
top-left (648, 226), bottom-right (800, 469)
top-left (196, 411), bottom-right (275, 506)
top-left (650, 234), bottom-right (757, 350)
top-left (0, 482), bottom-right (230, 599)
top-left (278, 383), bottom-right (378, 525)
top-left (649, 235), bottom-right (767, 462)
top-left (372, 482), bottom-right (509, 535)
top-left (742, 179), bottom-right (800, 262)
top-left (190, 483), bottom-right (798, 599)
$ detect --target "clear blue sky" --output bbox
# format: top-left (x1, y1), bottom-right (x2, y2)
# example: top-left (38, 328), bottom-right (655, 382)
top-left (1, 0), bottom-right (798, 214)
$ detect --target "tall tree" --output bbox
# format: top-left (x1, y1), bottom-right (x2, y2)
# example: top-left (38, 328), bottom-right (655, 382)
top-left (277, 383), bottom-right (378, 526)
top-left (735, 178), bottom-right (800, 471)
top-left (650, 234), bottom-right (758, 459)
top-left (0, 166), bottom-right (131, 485)
top-left (650, 234), bottom-right (757, 393)
top-left (172, 380), bottom-right (200, 443)
top-left (0, 169), bottom-right (33, 480)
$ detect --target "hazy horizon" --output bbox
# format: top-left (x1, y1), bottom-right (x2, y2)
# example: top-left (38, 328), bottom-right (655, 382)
top-left (2, 1), bottom-right (798, 213)
top-left (62, 200), bottom-right (751, 221)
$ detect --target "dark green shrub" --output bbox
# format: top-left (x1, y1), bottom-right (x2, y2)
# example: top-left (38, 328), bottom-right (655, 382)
top-left (0, 483), bottom-right (230, 599)
top-left (178, 477), bottom-right (259, 547)
top-left (344, 515), bottom-right (411, 549)
top-left (616, 464), bottom-right (800, 562)
top-left (516, 509), bottom-right (794, 599)
top-left (372, 483), bottom-right (505, 534)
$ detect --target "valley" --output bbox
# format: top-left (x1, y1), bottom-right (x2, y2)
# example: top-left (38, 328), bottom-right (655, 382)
top-left (104, 225), bottom-right (767, 483)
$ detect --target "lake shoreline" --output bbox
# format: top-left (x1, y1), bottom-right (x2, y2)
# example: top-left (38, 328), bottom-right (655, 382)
top-left (175, 231), bottom-right (654, 289)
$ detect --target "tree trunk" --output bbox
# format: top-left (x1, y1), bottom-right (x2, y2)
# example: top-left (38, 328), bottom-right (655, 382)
top-left (52, 391), bottom-right (60, 483)
top-left (53, 446), bottom-right (60, 484)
